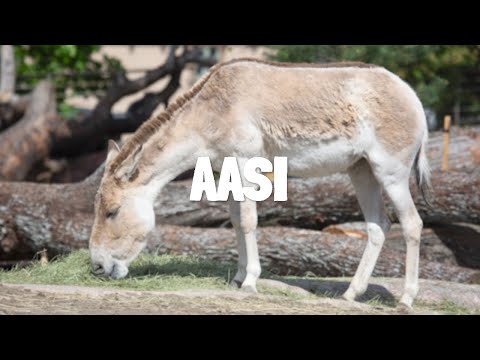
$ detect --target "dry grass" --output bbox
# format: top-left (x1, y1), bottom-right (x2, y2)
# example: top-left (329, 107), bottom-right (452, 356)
top-left (1, 251), bottom-right (477, 315)
top-left (0, 250), bottom-right (299, 298)
top-left (0, 250), bottom-right (236, 291)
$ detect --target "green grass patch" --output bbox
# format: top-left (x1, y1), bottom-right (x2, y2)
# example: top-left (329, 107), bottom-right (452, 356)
top-left (0, 250), bottom-right (296, 297)
top-left (2, 251), bottom-right (475, 314)
top-left (0, 250), bottom-right (238, 292)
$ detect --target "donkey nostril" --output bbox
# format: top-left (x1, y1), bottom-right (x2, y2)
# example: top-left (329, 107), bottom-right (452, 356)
top-left (92, 263), bottom-right (104, 275)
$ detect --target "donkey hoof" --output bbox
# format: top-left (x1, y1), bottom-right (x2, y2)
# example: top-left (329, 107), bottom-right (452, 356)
top-left (396, 302), bottom-right (414, 314)
top-left (399, 294), bottom-right (414, 310)
top-left (342, 288), bottom-right (357, 302)
top-left (241, 284), bottom-right (258, 294)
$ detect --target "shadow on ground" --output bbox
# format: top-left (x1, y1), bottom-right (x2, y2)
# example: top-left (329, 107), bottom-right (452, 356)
top-left (129, 259), bottom-right (397, 306)
top-left (128, 258), bottom-right (234, 279)
top-left (276, 278), bottom-right (397, 306)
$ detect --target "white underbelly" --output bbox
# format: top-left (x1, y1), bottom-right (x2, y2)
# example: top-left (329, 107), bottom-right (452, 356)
top-left (267, 138), bottom-right (364, 178)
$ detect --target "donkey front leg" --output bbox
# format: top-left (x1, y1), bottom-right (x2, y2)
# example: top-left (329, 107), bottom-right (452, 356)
top-left (229, 197), bottom-right (261, 293)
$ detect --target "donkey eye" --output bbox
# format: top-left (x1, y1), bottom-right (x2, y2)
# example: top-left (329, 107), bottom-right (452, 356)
top-left (106, 208), bottom-right (119, 219)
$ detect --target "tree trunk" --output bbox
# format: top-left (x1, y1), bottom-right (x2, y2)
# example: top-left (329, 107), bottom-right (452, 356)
top-left (154, 169), bottom-right (480, 228)
top-left (0, 167), bottom-right (479, 283)
top-left (0, 81), bottom-right (57, 181)
top-left (0, 45), bottom-right (15, 97)
top-left (0, 166), bottom-right (101, 259)
top-left (0, 45), bottom-right (25, 131)
top-left (1, 163), bottom-right (478, 232)
top-left (144, 226), bottom-right (480, 284)
top-left (323, 222), bottom-right (480, 268)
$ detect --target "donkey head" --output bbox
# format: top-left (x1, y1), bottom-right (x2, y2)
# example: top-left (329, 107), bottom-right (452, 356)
top-left (89, 140), bottom-right (155, 279)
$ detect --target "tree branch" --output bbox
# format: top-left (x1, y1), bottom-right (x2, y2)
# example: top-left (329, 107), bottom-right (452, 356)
top-left (51, 46), bottom-right (217, 157)
top-left (126, 69), bottom-right (182, 121)
top-left (90, 46), bottom-right (213, 120)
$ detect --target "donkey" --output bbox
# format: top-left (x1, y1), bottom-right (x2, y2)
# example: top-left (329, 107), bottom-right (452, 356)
top-left (89, 58), bottom-right (430, 308)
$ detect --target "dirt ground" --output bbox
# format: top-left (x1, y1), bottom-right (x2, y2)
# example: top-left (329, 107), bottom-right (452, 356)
top-left (1, 278), bottom-right (479, 315)
top-left (0, 283), bottom-right (395, 315)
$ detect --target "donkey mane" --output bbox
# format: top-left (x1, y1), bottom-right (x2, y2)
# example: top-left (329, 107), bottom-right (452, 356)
top-left (109, 58), bottom-right (378, 173)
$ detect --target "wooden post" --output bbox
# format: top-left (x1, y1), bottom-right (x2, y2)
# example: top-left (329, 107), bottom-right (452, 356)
top-left (442, 115), bottom-right (451, 171)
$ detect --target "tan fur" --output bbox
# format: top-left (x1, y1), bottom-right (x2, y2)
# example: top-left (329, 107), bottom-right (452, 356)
top-left (90, 174), bottom-right (150, 262)
top-left (91, 58), bottom-right (429, 305)
top-left (90, 181), bottom-right (119, 248)
top-left (98, 59), bottom-right (425, 255)
top-left (359, 71), bottom-right (421, 153)
top-left (110, 58), bottom-right (382, 173)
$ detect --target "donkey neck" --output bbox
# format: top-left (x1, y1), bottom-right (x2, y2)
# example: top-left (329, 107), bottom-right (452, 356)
top-left (136, 106), bottom-right (209, 199)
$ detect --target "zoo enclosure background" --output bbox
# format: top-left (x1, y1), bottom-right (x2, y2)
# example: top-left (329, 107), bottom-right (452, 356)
top-left (9, 45), bottom-right (480, 129)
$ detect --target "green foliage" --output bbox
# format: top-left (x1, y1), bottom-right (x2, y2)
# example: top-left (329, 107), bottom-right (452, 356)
top-left (14, 45), bottom-right (124, 102)
top-left (58, 102), bottom-right (81, 119)
top-left (271, 45), bottom-right (480, 114)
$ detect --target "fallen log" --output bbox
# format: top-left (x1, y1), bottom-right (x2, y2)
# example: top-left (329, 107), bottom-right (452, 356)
top-left (155, 169), bottom-right (480, 228)
top-left (1, 195), bottom-right (478, 283)
top-left (0, 166), bottom-right (479, 283)
top-left (0, 174), bottom-right (99, 259)
top-left (0, 47), bottom-right (216, 183)
top-left (0, 81), bottom-right (57, 181)
top-left (427, 128), bottom-right (480, 170)
top-left (323, 222), bottom-right (480, 268)
top-left (0, 165), bottom-right (479, 254)
top-left (145, 226), bottom-right (480, 284)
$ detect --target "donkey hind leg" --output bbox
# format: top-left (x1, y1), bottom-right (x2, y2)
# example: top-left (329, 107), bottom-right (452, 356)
top-left (228, 187), bottom-right (261, 293)
top-left (343, 159), bottom-right (391, 302)
top-left (382, 178), bottom-right (423, 308)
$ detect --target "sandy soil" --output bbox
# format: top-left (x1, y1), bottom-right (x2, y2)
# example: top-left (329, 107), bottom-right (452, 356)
top-left (0, 283), bottom-right (391, 315)
top-left (1, 278), bottom-right (479, 315)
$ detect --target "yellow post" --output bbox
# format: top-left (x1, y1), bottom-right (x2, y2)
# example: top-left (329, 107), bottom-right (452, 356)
top-left (442, 115), bottom-right (451, 172)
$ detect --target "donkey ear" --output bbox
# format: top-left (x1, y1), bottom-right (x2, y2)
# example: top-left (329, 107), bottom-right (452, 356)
top-left (108, 139), bottom-right (121, 153)
top-left (106, 140), bottom-right (121, 164)
top-left (114, 144), bottom-right (143, 182)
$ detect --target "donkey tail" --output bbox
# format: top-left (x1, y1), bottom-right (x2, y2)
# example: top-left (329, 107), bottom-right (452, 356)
top-left (414, 128), bottom-right (432, 207)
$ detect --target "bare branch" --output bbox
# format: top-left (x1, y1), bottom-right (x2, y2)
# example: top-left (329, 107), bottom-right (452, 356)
top-left (50, 47), bottom-right (217, 157)
top-left (127, 69), bottom-right (182, 120)
top-left (90, 45), bottom-right (217, 122)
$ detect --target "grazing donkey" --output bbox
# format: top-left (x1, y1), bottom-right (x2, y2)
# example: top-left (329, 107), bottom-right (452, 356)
top-left (89, 58), bottom-right (430, 308)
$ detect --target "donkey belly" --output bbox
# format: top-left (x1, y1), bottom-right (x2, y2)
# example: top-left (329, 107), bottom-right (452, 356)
top-left (269, 139), bottom-right (364, 178)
